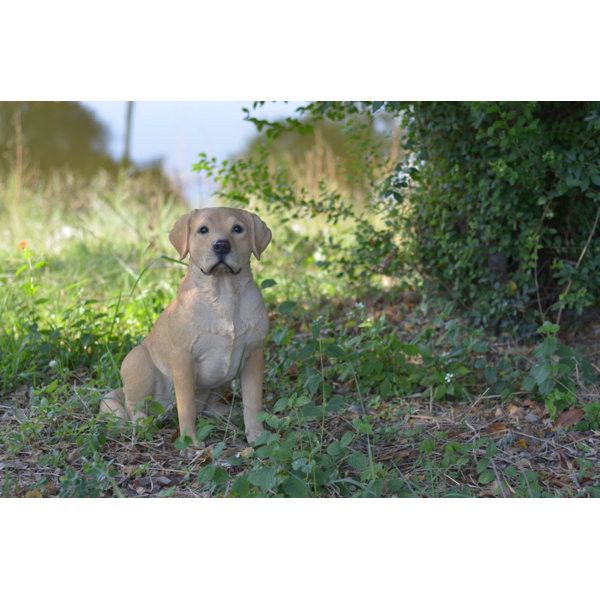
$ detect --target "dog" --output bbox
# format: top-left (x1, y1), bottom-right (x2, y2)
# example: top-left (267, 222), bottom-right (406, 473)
top-left (100, 207), bottom-right (272, 446)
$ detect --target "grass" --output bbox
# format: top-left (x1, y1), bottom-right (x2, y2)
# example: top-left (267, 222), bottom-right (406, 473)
top-left (1, 168), bottom-right (600, 498)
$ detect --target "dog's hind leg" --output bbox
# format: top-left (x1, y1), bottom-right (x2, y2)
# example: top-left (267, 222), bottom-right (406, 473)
top-left (120, 344), bottom-right (160, 421)
top-left (99, 388), bottom-right (128, 419)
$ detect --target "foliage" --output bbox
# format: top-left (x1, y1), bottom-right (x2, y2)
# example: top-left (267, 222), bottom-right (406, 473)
top-left (193, 102), bottom-right (408, 289)
top-left (1, 231), bottom-right (599, 497)
top-left (0, 101), bottom-right (116, 176)
top-left (522, 321), bottom-right (595, 418)
top-left (198, 101), bottom-right (600, 333)
top-left (397, 101), bottom-right (600, 332)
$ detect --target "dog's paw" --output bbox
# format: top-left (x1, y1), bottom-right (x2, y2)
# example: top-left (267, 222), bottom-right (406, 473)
top-left (179, 439), bottom-right (206, 459)
top-left (245, 426), bottom-right (265, 444)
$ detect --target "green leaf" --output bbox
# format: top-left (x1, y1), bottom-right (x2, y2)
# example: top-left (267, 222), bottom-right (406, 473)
top-left (387, 478), bottom-right (407, 493)
top-left (521, 375), bottom-right (537, 392)
top-left (434, 384), bottom-right (447, 401)
top-left (149, 401), bottom-right (165, 415)
top-left (232, 475), bottom-right (250, 497)
top-left (174, 435), bottom-right (193, 450)
top-left (326, 441), bottom-right (342, 456)
top-left (340, 431), bottom-right (355, 447)
top-left (212, 441), bottom-right (225, 459)
top-left (273, 396), bottom-right (290, 412)
top-left (326, 396), bottom-right (345, 412)
top-left (281, 476), bottom-right (311, 497)
top-left (473, 341), bottom-right (489, 354)
top-left (278, 300), bottom-right (297, 315)
top-left (484, 366), bottom-right (497, 384)
top-left (197, 424), bottom-right (214, 441)
top-left (401, 343), bottom-right (419, 356)
top-left (247, 467), bottom-right (277, 494)
top-left (478, 470), bottom-right (496, 485)
top-left (304, 373), bottom-right (322, 395)
top-left (531, 362), bottom-right (552, 385)
top-left (347, 452), bottom-right (368, 472)
top-left (297, 339), bottom-right (317, 359)
top-left (476, 458), bottom-right (490, 474)
top-left (260, 278), bottom-right (277, 289)
top-left (486, 439), bottom-right (498, 458)
top-left (197, 463), bottom-right (216, 484)
top-left (419, 438), bottom-right (435, 454)
top-left (292, 394), bottom-right (312, 408)
top-left (46, 379), bottom-right (59, 393)
top-left (213, 467), bottom-right (229, 485)
top-left (324, 343), bottom-right (346, 359)
top-left (539, 378), bottom-right (555, 397)
top-left (272, 328), bottom-right (289, 345)
top-left (352, 417), bottom-right (373, 435)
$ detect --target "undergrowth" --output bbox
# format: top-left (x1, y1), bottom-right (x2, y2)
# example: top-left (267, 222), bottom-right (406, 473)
top-left (1, 169), bottom-right (600, 498)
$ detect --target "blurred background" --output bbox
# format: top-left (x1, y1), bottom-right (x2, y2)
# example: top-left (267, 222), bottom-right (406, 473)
top-left (0, 101), bottom-right (305, 206)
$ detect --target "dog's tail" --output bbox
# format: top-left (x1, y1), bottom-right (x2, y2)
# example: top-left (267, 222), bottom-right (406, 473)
top-left (99, 388), bottom-right (128, 420)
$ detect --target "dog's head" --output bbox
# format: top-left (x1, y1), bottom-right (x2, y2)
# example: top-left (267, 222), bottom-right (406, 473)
top-left (169, 207), bottom-right (272, 276)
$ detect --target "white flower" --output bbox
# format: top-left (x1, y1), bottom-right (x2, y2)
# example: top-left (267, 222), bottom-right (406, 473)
top-left (49, 360), bottom-right (57, 368)
top-left (313, 248), bottom-right (325, 262)
top-left (444, 372), bottom-right (454, 383)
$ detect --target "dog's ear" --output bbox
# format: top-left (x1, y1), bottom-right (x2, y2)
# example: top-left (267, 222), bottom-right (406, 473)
top-left (169, 211), bottom-right (194, 260)
top-left (247, 212), bottom-right (272, 260)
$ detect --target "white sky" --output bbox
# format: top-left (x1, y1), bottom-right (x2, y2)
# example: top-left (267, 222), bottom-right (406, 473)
top-left (82, 101), bottom-right (306, 206)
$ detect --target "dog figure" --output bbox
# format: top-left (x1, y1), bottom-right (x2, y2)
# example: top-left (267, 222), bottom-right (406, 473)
top-left (100, 207), bottom-right (272, 445)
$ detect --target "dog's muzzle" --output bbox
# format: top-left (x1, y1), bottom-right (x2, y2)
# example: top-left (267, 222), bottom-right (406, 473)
top-left (201, 239), bottom-right (242, 275)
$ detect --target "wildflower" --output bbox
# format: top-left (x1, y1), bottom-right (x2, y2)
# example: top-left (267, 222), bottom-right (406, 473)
top-left (19, 240), bottom-right (27, 250)
top-left (49, 360), bottom-right (57, 369)
top-left (444, 372), bottom-right (454, 383)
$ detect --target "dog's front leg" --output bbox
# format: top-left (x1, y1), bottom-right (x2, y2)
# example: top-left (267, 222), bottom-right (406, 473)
top-left (172, 352), bottom-right (200, 446)
top-left (240, 347), bottom-right (266, 443)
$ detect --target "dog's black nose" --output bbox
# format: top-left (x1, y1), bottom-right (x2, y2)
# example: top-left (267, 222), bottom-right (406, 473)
top-left (213, 239), bottom-right (231, 255)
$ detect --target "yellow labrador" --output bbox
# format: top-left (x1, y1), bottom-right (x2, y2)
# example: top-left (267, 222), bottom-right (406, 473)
top-left (100, 207), bottom-right (272, 445)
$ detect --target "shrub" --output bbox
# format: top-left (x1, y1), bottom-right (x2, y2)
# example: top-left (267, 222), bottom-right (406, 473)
top-left (398, 101), bottom-right (600, 332)
top-left (201, 101), bottom-right (600, 333)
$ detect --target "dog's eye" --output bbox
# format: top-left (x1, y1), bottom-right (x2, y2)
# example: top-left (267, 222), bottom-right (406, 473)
top-left (197, 226), bottom-right (209, 234)
top-left (232, 225), bottom-right (244, 234)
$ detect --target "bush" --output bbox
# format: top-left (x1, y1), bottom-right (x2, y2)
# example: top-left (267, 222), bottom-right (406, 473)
top-left (203, 101), bottom-right (600, 334)
top-left (398, 101), bottom-right (600, 332)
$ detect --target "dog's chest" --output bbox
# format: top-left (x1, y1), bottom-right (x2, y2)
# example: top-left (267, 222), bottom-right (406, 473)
top-left (191, 302), bottom-right (267, 388)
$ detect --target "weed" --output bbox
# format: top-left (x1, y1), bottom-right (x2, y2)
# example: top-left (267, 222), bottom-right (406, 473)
top-left (522, 322), bottom-right (596, 418)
